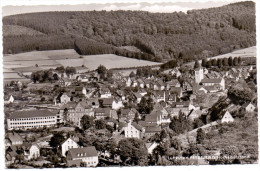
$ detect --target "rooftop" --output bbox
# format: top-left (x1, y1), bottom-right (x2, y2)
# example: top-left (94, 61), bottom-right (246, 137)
top-left (8, 110), bottom-right (56, 119)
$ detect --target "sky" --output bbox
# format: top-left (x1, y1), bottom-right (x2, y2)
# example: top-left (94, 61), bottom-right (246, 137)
top-left (1, 0), bottom-right (243, 17)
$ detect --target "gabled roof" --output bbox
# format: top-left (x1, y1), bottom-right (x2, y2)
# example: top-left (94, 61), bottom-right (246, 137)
top-left (242, 102), bottom-right (254, 108)
top-left (133, 93), bottom-right (142, 99)
top-left (8, 110), bottom-right (55, 119)
top-left (7, 132), bottom-right (23, 143)
top-left (20, 142), bottom-right (39, 151)
top-left (68, 146), bottom-right (98, 158)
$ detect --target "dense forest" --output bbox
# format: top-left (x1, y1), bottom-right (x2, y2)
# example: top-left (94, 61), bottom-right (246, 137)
top-left (3, 1), bottom-right (256, 63)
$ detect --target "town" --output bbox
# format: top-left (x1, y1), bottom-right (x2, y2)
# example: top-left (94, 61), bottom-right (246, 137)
top-left (4, 53), bottom-right (257, 168)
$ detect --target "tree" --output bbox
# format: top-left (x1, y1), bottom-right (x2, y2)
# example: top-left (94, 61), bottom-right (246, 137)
top-left (238, 56), bottom-right (242, 65)
top-left (211, 59), bottom-right (217, 66)
top-left (201, 59), bottom-right (207, 67)
top-left (228, 56), bottom-right (233, 66)
top-left (129, 71), bottom-right (136, 78)
top-left (196, 128), bottom-right (205, 144)
top-left (233, 57), bottom-right (238, 66)
top-left (169, 112), bottom-right (192, 135)
top-left (138, 97), bottom-right (154, 114)
top-left (117, 138), bottom-right (148, 166)
top-left (80, 115), bottom-right (94, 130)
top-left (49, 132), bottom-right (65, 148)
top-left (217, 59), bottom-right (223, 68)
top-left (194, 60), bottom-right (200, 69)
top-left (223, 58), bottom-right (229, 66)
top-left (206, 60), bottom-right (212, 68)
top-left (95, 119), bottom-right (106, 129)
top-left (97, 65), bottom-right (107, 75)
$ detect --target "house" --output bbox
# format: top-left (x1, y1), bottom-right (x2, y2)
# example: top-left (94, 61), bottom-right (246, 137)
top-left (201, 78), bottom-right (225, 91)
top-left (170, 87), bottom-right (183, 98)
top-left (61, 137), bottom-right (80, 157)
top-left (120, 121), bottom-right (144, 139)
top-left (6, 132), bottom-right (23, 146)
top-left (66, 146), bottom-right (98, 167)
top-left (99, 88), bottom-right (111, 98)
top-left (74, 86), bottom-right (87, 96)
top-left (143, 79), bottom-right (151, 88)
top-left (187, 109), bottom-right (202, 121)
top-left (139, 89), bottom-right (147, 96)
top-left (144, 126), bottom-right (161, 136)
top-left (169, 68), bottom-right (181, 77)
top-left (76, 75), bottom-right (90, 82)
top-left (7, 95), bottom-right (15, 104)
top-left (116, 90), bottom-right (126, 101)
top-left (59, 77), bottom-right (72, 86)
top-left (166, 79), bottom-right (181, 89)
top-left (102, 98), bottom-right (114, 108)
top-left (112, 99), bottom-right (124, 110)
top-left (204, 86), bottom-right (218, 93)
top-left (182, 81), bottom-right (193, 92)
top-left (94, 108), bottom-right (116, 120)
top-left (242, 102), bottom-right (256, 112)
top-left (5, 146), bottom-right (18, 165)
top-left (137, 79), bottom-right (144, 88)
top-left (131, 78), bottom-right (138, 87)
top-left (145, 110), bottom-right (162, 126)
top-left (20, 143), bottom-right (40, 160)
top-left (126, 77), bottom-right (132, 87)
top-left (166, 92), bottom-right (176, 103)
top-left (59, 93), bottom-right (71, 104)
top-left (221, 111), bottom-right (234, 123)
top-left (153, 91), bottom-right (165, 102)
top-left (120, 108), bottom-right (140, 121)
top-left (7, 110), bottom-right (57, 130)
top-left (87, 98), bottom-right (99, 108)
top-left (60, 102), bottom-right (94, 127)
top-left (146, 142), bottom-right (158, 154)
top-left (133, 93), bottom-right (142, 103)
top-left (170, 102), bottom-right (190, 117)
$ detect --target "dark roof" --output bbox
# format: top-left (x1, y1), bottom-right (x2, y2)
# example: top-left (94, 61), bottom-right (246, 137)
top-left (145, 126), bottom-right (161, 133)
top-left (102, 98), bottom-right (114, 105)
top-left (8, 110), bottom-right (55, 119)
top-left (201, 78), bottom-right (222, 84)
top-left (68, 146), bottom-right (98, 158)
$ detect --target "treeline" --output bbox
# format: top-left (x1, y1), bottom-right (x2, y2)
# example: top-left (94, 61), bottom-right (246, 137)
top-left (201, 57), bottom-right (242, 68)
top-left (31, 66), bottom-right (76, 83)
top-left (3, 1), bottom-right (256, 63)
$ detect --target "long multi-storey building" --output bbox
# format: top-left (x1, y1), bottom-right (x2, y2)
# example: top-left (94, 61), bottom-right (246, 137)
top-left (7, 110), bottom-right (57, 130)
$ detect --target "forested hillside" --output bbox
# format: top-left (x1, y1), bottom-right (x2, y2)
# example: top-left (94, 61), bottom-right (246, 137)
top-left (3, 1), bottom-right (256, 63)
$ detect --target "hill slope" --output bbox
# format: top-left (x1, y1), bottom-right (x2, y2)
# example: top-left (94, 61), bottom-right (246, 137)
top-left (2, 1), bottom-right (256, 63)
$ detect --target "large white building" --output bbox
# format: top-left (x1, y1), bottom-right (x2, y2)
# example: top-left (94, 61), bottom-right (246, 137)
top-left (7, 110), bottom-right (57, 130)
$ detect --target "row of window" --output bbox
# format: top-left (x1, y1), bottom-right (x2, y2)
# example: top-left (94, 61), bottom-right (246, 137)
top-left (10, 120), bottom-right (55, 125)
top-left (10, 124), bottom-right (54, 129)
top-left (9, 116), bottom-right (56, 121)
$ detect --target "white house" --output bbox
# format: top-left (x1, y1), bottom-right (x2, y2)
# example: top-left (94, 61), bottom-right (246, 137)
top-left (60, 93), bottom-right (71, 104)
top-left (21, 143), bottom-right (40, 160)
top-left (112, 100), bottom-right (124, 110)
top-left (221, 111), bottom-right (234, 123)
top-left (61, 137), bottom-right (80, 157)
top-left (121, 121), bottom-right (143, 139)
top-left (66, 146), bottom-right (98, 167)
top-left (242, 102), bottom-right (256, 112)
top-left (146, 142), bottom-right (158, 154)
top-left (8, 95), bottom-right (15, 104)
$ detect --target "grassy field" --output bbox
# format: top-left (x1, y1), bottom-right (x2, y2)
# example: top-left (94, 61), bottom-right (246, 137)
top-left (82, 54), bottom-right (161, 70)
top-left (3, 49), bottom-right (161, 82)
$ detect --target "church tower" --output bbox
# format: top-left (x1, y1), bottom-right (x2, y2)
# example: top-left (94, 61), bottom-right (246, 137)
top-left (195, 67), bottom-right (204, 83)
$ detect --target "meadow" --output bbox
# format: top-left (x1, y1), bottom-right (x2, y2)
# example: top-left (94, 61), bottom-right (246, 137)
top-left (3, 49), bottom-right (161, 82)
